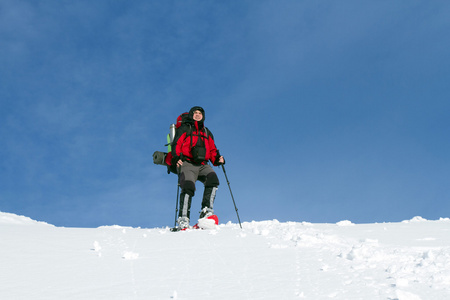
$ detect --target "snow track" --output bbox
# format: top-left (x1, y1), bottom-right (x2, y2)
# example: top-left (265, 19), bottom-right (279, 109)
top-left (1, 212), bottom-right (450, 299)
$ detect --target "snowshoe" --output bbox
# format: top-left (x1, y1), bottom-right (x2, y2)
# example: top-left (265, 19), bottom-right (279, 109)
top-left (170, 226), bottom-right (189, 232)
top-left (193, 214), bottom-right (219, 230)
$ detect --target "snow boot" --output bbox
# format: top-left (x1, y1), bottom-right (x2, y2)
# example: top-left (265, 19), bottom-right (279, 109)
top-left (179, 192), bottom-right (192, 220)
top-left (200, 186), bottom-right (217, 217)
top-left (199, 207), bottom-right (214, 219)
top-left (177, 217), bottom-right (190, 230)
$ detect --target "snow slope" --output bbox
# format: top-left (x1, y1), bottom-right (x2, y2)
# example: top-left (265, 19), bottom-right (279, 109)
top-left (1, 212), bottom-right (449, 299)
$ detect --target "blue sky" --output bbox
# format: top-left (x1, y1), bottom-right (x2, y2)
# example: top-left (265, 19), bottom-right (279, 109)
top-left (1, 0), bottom-right (449, 228)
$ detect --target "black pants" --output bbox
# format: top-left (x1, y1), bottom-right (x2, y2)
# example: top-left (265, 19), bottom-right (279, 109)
top-left (178, 161), bottom-right (219, 219)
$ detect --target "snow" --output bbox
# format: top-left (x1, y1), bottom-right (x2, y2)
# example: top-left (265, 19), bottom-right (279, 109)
top-left (1, 212), bottom-right (450, 299)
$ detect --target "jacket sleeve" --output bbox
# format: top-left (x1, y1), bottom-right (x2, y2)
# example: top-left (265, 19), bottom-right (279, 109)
top-left (171, 125), bottom-right (189, 161)
top-left (206, 129), bottom-right (221, 166)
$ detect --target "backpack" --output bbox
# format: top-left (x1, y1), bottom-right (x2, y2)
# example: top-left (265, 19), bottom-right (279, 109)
top-left (153, 112), bottom-right (208, 174)
top-left (168, 112), bottom-right (189, 152)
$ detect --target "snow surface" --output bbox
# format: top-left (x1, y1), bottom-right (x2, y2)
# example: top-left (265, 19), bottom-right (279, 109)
top-left (1, 212), bottom-right (450, 299)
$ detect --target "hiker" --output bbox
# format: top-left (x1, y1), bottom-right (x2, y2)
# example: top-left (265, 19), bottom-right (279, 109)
top-left (171, 106), bottom-right (225, 229)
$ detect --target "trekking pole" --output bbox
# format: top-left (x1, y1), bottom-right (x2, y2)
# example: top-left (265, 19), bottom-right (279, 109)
top-left (174, 182), bottom-right (180, 227)
top-left (174, 166), bottom-right (181, 227)
top-left (221, 164), bottom-right (242, 229)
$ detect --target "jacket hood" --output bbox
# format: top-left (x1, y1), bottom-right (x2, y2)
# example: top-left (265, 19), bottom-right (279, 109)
top-left (188, 106), bottom-right (205, 123)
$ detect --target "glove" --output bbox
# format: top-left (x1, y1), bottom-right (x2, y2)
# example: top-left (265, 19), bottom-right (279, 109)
top-left (214, 155), bottom-right (225, 166)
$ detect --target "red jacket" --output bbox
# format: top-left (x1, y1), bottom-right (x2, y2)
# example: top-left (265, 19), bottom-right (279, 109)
top-left (172, 121), bottom-right (220, 166)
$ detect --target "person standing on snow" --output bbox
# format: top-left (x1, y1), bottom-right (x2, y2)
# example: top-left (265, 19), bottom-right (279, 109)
top-left (171, 106), bottom-right (225, 229)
